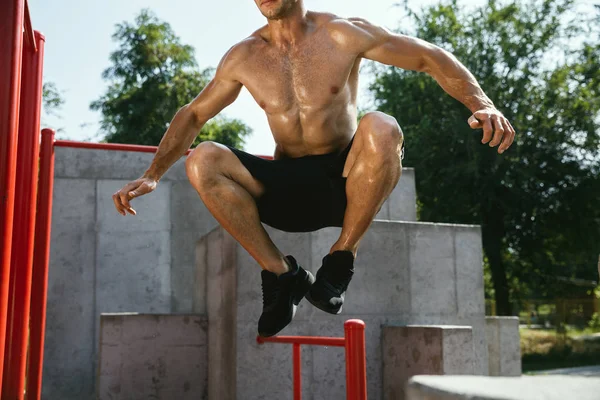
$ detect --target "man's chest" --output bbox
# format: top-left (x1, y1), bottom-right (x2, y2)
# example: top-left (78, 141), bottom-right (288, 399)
top-left (238, 40), bottom-right (359, 113)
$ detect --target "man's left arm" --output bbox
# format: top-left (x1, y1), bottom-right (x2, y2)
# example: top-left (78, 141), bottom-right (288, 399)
top-left (339, 18), bottom-right (515, 154)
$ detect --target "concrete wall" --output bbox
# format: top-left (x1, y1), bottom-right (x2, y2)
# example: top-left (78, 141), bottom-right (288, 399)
top-left (44, 147), bottom-right (417, 400)
top-left (195, 220), bottom-right (487, 400)
top-left (97, 313), bottom-right (208, 400)
top-left (382, 325), bottom-right (475, 400)
top-left (486, 317), bottom-right (521, 376)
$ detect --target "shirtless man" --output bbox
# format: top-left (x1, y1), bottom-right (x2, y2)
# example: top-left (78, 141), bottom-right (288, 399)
top-left (113, 0), bottom-right (515, 337)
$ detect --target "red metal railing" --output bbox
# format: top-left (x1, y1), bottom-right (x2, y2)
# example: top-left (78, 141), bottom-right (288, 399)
top-left (257, 319), bottom-right (368, 400)
top-left (3, 29), bottom-right (45, 400)
top-left (27, 129), bottom-right (55, 400)
top-left (1, 1), bottom-right (274, 396)
top-left (54, 139), bottom-right (274, 160)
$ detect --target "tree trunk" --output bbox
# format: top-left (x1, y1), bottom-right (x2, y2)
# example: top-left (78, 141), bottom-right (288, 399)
top-left (481, 210), bottom-right (511, 315)
top-left (484, 237), bottom-right (512, 315)
top-left (481, 202), bottom-right (511, 316)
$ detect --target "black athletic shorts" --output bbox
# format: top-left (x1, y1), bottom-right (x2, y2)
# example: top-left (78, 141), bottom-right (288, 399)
top-left (227, 139), bottom-right (354, 233)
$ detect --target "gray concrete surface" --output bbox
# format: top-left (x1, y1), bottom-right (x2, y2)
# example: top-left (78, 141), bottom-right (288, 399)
top-left (45, 147), bottom-right (418, 400)
top-left (406, 375), bottom-right (600, 400)
top-left (195, 220), bottom-right (487, 400)
top-left (97, 313), bottom-right (208, 400)
top-left (383, 325), bottom-right (474, 400)
top-left (486, 317), bottom-right (521, 376)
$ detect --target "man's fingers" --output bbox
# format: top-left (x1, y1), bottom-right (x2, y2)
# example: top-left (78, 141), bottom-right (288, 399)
top-left (489, 116), bottom-right (505, 147)
top-left (481, 118), bottom-right (493, 144)
top-left (468, 114), bottom-right (482, 128)
top-left (112, 193), bottom-right (126, 216)
top-left (499, 118), bottom-right (515, 153)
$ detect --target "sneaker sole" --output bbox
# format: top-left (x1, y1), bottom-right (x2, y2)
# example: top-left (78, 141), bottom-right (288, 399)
top-left (305, 288), bottom-right (343, 315)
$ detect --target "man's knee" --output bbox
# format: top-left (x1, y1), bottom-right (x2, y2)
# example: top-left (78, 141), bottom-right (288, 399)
top-left (359, 111), bottom-right (403, 152)
top-left (185, 141), bottom-right (226, 186)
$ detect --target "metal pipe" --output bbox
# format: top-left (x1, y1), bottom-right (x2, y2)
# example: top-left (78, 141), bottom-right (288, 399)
top-left (3, 30), bottom-right (45, 400)
top-left (54, 140), bottom-right (274, 160)
top-left (257, 335), bottom-right (346, 347)
top-left (344, 319), bottom-right (367, 400)
top-left (293, 343), bottom-right (301, 400)
top-left (27, 128), bottom-right (55, 400)
top-left (0, 0), bottom-right (25, 392)
top-left (23, 1), bottom-right (36, 52)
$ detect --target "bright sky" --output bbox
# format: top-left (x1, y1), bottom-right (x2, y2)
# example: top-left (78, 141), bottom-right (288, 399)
top-left (30, 0), bottom-right (481, 154)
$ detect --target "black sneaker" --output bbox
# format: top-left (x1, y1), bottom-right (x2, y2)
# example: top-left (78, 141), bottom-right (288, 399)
top-left (305, 251), bottom-right (354, 315)
top-left (258, 256), bottom-right (315, 337)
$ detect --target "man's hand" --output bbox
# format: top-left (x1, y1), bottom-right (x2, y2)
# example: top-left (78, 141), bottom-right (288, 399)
top-left (112, 177), bottom-right (158, 216)
top-left (468, 109), bottom-right (516, 154)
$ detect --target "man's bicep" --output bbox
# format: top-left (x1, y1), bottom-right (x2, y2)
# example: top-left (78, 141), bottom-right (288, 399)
top-left (347, 18), bottom-right (438, 72)
top-left (189, 76), bottom-right (243, 122)
top-left (188, 43), bottom-right (247, 122)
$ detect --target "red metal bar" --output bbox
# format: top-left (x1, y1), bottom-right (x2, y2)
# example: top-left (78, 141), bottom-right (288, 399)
top-left (27, 129), bottom-right (55, 400)
top-left (23, 1), bottom-right (36, 52)
top-left (54, 139), bottom-right (274, 160)
top-left (344, 320), bottom-right (367, 400)
top-left (0, 0), bottom-right (25, 392)
top-left (257, 335), bottom-right (346, 347)
top-left (3, 30), bottom-right (45, 400)
top-left (293, 343), bottom-right (301, 400)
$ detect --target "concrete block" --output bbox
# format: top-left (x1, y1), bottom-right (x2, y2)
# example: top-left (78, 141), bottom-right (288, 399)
top-left (388, 168), bottom-right (417, 222)
top-left (311, 224), bottom-right (411, 315)
top-left (54, 147), bottom-right (189, 181)
top-left (96, 179), bottom-right (171, 234)
top-left (44, 229), bottom-right (96, 400)
top-left (97, 314), bottom-right (208, 400)
top-left (96, 231), bottom-right (171, 314)
top-left (383, 325), bottom-right (474, 400)
top-left (196, 219), bottom-right (486, 399)
top-left (170, 181), bottom-right (217, 312)
top-left (486, 317), bottom-right (522, 376)
top-left (408, 223), bottom-right (457, 315)
top-left (55, 147), bottom-right (155, 180)
top-left (406, 375), bottom-right (600, 400)
top-left (51, 178), bottom-right (96, 234)
top-left (455, 226), bottom-right (485, 316)
top-left (202, 228), bottom-right (238, 400)
top-left (373, 168), bottom-right (417, 222)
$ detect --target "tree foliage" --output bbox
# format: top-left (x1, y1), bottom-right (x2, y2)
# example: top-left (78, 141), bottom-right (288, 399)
top-left (370, 0), bottom-right (600, 314)
top-left (91, 9), bottom-right (250, 148)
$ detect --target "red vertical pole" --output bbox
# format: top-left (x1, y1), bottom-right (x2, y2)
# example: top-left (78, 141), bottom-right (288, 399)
top-left (344, 319), bottom-right (367, 400)
top-left (3, 30), bottom-right (45, 400)
top-left (0, 0), bottom-right (25, 393)
top-left (27, 128), bottom-right (55, 400)
top-left (293, 343), bottom-right (302, 400)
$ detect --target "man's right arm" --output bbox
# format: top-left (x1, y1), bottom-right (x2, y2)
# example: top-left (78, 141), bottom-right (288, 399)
top-left (144, 48), bottom-right (244, 181)
top-left (112, 45), bottom-right (244, 216)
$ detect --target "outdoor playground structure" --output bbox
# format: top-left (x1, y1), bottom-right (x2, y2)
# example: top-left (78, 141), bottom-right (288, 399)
top-left (1, 1), bottom-right (529, 399)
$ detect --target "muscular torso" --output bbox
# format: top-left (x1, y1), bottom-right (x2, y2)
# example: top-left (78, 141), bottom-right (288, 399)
top-left (233, 12), bottom-right (361, 158)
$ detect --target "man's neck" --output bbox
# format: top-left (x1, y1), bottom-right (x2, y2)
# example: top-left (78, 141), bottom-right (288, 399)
top-left (266, 6), bottom-right (309, 47)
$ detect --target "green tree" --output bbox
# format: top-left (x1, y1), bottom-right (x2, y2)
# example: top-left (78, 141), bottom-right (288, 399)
top-left (370, 0), bottom-right (600, 314)
top-left (91, 9), bottom-right (251, 147)
top-left (42, 82), bottom-right (64, 116)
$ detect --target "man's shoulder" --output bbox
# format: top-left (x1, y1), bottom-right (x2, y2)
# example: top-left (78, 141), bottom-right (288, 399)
top-left (218, 34), bottom-right (263, 73)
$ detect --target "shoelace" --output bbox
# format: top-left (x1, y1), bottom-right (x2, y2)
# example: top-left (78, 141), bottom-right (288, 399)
top-left (261, 278), bottom-right (280, 307)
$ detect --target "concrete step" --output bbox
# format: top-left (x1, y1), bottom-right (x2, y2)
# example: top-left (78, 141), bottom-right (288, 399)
top-left (193, 219), bottom-right (487, 400)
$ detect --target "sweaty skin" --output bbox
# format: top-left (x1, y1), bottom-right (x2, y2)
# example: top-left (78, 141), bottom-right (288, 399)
top-left (112, 0), bottom-right (515, 263)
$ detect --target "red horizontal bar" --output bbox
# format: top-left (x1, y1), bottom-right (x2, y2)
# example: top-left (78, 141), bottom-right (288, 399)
top-left (257, 335), bottom-right (345, 347)
top-left (54, 140), bottom-right (273, 159)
